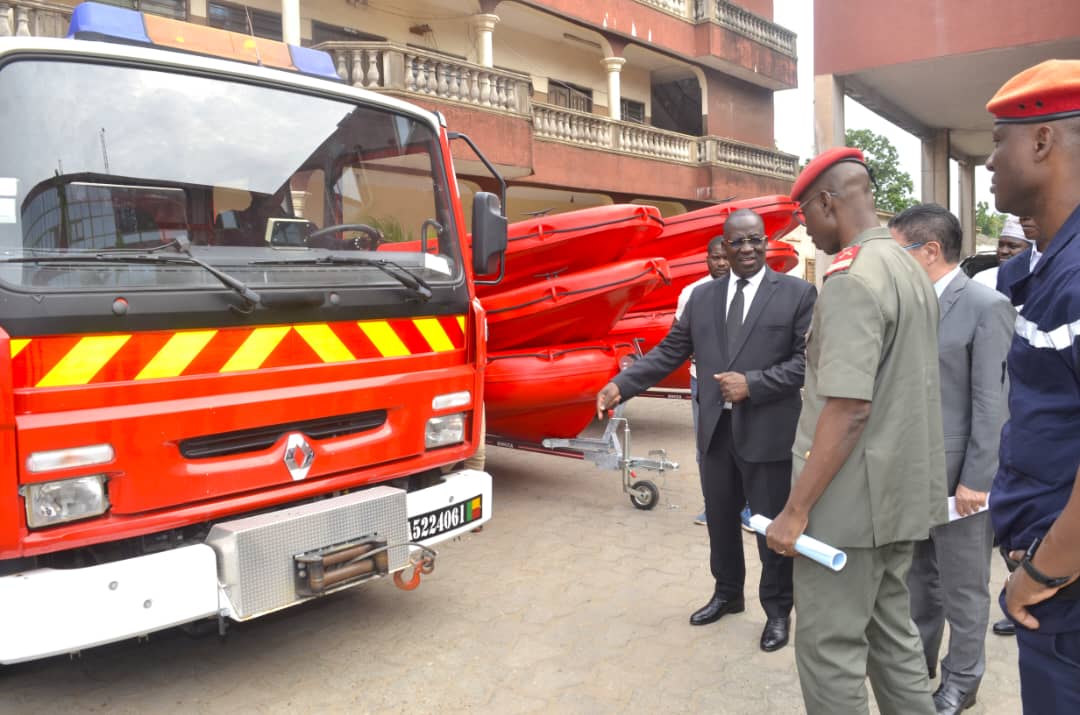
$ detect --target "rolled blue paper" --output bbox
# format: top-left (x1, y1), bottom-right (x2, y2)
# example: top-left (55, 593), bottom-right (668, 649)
top-left (749, 514), bottom-right (847, 572)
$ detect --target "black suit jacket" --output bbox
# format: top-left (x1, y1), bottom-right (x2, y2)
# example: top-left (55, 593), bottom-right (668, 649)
top-left (613, 267), bottom-right (816, 463)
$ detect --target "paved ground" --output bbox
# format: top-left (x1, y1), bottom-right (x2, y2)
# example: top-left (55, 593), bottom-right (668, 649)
top-left (2, 399), bottom-right (1022, 714)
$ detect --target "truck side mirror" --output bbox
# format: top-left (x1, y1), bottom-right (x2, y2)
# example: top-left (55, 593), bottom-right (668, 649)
top-left (471, 191), bottom-right (507, 282)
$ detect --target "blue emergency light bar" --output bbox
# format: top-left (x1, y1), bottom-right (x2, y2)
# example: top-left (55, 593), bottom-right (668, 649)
top-left (65, 2), bottom-right (340, 81)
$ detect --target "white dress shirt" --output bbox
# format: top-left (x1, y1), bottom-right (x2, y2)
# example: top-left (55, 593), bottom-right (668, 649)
top-left (719, 265), bottom-right (766, 408)
top-left (725, 265), bottom-right (766, 321)
top-left (933, 265), bottom-right (963, 299)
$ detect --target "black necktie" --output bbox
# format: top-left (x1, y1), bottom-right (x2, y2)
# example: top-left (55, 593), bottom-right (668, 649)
top-left (727, 278), bottom-right (748, 354)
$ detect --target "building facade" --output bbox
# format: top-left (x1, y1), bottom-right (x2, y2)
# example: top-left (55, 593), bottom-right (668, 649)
top-left (2, 0), bottom-right (799, 221)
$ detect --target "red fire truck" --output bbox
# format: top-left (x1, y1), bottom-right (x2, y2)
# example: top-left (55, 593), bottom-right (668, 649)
top-left (0, 3), bottom-right (506, 664)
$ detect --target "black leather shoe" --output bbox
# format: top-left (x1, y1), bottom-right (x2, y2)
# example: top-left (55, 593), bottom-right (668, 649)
top-left (759, 616), bottom-right (790, 652)
top-left (928, 662), bottom-right (937, 680)
top-left (933, 680), bottom-right (977, 715)
top-left (689, 595), bottom-right (745, 626)
top-left (992, 617), bottom-right (1016, 636)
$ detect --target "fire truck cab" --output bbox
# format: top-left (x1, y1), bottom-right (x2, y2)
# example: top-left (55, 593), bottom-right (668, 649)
top-left (0, 2), bottom-right (504, 664)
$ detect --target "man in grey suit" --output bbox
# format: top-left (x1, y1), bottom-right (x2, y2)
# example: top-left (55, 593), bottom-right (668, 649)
top-left (889, 204), bottom-right (1015, 715)
top-left (596, 208), bottom-right (816, 652)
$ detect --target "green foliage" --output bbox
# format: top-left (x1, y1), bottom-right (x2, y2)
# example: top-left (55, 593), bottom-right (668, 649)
top-left (844, 128), bottom-right (919, 215)
top-left (976, 200), bottom-right (1005, 238)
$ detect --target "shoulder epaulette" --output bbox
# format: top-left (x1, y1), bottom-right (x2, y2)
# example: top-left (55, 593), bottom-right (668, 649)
top-left (825, 245), bottom-right (860, 279)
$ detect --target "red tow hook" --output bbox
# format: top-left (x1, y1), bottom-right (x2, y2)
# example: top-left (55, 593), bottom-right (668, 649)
top-left (393, 555), bottom-right (435, 591)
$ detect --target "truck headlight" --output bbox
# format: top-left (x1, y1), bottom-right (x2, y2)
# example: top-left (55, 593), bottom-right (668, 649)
top-left (425, 413), bottom-right (465, 448)
top-left (21, 475), bottom-right (109, 529)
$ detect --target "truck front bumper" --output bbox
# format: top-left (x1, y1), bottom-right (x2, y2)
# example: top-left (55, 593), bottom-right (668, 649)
top-left (0, 469), bottom-right (491, 664)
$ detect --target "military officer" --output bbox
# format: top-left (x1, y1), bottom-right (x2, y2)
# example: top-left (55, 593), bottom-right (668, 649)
top-left (984, 59), bottom-right (1080, 713)
top-left (766, 147), bottom-right (947, 715)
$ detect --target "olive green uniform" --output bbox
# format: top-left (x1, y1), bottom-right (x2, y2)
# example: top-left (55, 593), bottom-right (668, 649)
top-left (792, 227), bottom-right (947, 715)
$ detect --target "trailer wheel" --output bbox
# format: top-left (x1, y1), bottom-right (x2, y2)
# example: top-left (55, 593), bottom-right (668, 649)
top-left (629, 480), bottom-right (659, 510)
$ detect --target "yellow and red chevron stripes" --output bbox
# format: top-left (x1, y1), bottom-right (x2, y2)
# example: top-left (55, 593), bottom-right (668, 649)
top-left (9, 315), bottom-right (467, 388)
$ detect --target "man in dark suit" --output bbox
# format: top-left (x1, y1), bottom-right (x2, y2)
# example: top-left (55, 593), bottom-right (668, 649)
top-left (890, 204), bottom-right (1014, 715)
top-left (596, 208), bottom-right (816, 652)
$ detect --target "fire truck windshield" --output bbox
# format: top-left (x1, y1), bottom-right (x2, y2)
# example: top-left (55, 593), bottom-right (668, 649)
top-left (0, 57), bottom-right (462, 293)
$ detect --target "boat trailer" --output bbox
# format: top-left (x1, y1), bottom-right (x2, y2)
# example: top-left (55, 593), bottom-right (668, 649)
top-left (486, 404), bottom-right (677, 510)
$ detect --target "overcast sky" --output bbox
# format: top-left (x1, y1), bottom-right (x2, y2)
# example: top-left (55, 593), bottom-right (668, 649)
top-left (771, 0), bottom-right (995, 213)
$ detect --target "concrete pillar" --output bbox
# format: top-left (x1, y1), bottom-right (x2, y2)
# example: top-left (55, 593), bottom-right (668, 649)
top-left (958, 159), bottom-right (976, 258)
top-left (812, 74), bottom-right (846, 287)
top-left (814, 74), bottom-right (846, 152)
top-left (921, 129), bottom-right (950, 207)
top-left (603, 57), bottom-right (626, 121)
top-left (472, 14), bottom-right (499, 68)
top-left (281, 0), bottom-right (300, 45)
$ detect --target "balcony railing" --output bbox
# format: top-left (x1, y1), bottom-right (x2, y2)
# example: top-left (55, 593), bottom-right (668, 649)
top-left (534, 103), bottom-right (700, 164)
top-left (633, 1), bottom-right (797, 59)
top-left (702, 136), bottom-right (799, 180)
top-left (0, 0), bottom-right (71, 37)
top-left (635, 0), bottom-right (689, 16)
top-left (314, 41), bottom-right (530, 116)
top-left (533, 103), bottom-right (796, 180)
top-left (711, 1), bottom-right (797, 58)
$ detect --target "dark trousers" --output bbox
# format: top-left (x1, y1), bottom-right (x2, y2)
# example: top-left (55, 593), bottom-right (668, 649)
top-left (702, 411), bottom-right (793, 618)
top-left (1016, 627), bottom-right (1080, 714)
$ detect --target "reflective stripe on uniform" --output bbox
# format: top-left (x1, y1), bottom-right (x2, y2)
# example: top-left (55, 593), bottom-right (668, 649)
top-left (1014, 314), bottom-right (1080, 351)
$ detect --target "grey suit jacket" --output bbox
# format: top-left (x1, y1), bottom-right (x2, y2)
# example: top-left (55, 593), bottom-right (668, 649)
top-left (938, 271), bottom-right (1015, 494)
top-left (612, 267), bottom-right (816, 463)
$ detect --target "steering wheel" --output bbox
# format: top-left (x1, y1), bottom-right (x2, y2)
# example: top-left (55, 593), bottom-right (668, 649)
top-left (306, 223), bottom-right (383, 251)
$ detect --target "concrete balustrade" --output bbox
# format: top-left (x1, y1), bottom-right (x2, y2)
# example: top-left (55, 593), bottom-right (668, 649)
top-left (0, 0), bottom-right (71, 38)
top-left (315, 41), bottom-right (531, 116)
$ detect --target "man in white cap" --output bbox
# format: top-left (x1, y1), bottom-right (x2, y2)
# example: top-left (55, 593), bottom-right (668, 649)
top-left (972, 215), bottom-right (1035, 290)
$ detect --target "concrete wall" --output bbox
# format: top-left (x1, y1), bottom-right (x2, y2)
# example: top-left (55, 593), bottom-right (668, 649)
top-left (815, 0), bottom-right (1080, 75)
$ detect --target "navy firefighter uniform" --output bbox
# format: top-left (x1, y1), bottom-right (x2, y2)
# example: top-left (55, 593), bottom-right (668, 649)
top-left (988, 59), bottom-right (1080, 713)
top-left (992, 202), bottom-right (1080, 625)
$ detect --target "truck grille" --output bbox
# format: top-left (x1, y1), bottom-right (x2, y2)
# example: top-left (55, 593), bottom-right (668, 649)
top-left (179, 410), bottom-right (387, 459)
top-left (206, 486), bottom-right (408, 619)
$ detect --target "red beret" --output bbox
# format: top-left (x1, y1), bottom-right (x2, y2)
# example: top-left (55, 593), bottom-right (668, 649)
top-left (987, 59), bottom-right (1080, 124)
top-left (790, 147), bottom-right (866, 203)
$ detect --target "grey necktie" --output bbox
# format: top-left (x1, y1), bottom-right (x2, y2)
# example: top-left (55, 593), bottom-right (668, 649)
top-left (727, 278), bottom-right (748, 355)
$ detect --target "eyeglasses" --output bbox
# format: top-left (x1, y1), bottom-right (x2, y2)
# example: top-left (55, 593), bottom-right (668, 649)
top-left (724, 234), bottom-right (765, 249)
top-left (902, 241), bottom-right (926, 252)
top-left (795, 191), bottom-right (841, 226)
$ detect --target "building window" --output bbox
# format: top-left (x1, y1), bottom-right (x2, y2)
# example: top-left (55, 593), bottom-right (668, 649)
top-left (621, 98), bottom-right (646, 124)
top-left (207, 2), bottom-right (282, 41)
top-left (310, 21), bottom-right (383, 44)
top-left (549, 80), bottom-right (592, 113)
top-left (93, 0), bottom-right (186, 20)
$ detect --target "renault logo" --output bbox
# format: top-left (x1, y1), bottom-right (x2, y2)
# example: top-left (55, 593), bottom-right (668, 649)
top-left (283, 433), bottom-right (315, 481)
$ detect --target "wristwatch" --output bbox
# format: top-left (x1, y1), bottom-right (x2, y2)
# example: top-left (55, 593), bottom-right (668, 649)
top-left (1020, 537), bottom-right (1072, 588)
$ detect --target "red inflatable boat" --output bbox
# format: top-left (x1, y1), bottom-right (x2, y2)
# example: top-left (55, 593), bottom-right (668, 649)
top-left (476, 204), bottom-right (664, 295)
top-left (607, 309), bottom-right (690, 390)
top-left (483, 258), bottom-right (670, 351)
top-left (767, 239), bottom-right (799, 273)
top-left (623, 195), bottom-right (798, 260)
top-left (627, 253), bottom-right (708, 313)
top-left (485, 343), bottom-right (624, 442)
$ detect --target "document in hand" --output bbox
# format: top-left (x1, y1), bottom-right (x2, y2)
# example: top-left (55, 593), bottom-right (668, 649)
top-left (749, 514), bottom-right (847, 572)
top-left (947, 496), bottom-right (989, 522)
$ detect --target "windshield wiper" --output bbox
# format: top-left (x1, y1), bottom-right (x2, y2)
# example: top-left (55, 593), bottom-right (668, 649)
top-left (1, 243), bottom-right (261, 308)
top-left (250, 255), bottom-right (433, 302)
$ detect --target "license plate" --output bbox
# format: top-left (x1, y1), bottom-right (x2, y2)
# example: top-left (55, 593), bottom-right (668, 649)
top-left (409, 495), bottom-right (483, 541)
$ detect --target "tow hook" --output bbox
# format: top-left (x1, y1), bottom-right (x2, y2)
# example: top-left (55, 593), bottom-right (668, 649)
top-left (393, 545), bottom-right (437, 591)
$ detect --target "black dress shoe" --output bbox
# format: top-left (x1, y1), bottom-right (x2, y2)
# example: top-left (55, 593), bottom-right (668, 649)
top-left (927, 663), bottom-right (937, 680)
top-left (759, 616), bottom-right (790, 652)
top-left (689, 595), bottom-right (745, 626)
top-left (933, 680), bottom-right (977, 715)
top-left (992, 617), bottom-right (1016, 636)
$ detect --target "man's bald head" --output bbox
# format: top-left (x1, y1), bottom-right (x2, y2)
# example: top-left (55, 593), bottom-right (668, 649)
top-left (724, 208), bottom-right (764, 238)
